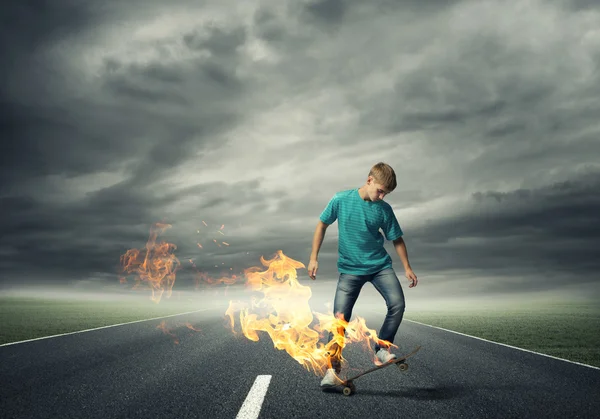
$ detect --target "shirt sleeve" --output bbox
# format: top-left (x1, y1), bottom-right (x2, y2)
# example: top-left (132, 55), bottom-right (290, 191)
top-left (382, 206), bottom-right (403, 240)
top-left (319, 194), bottom-right (338, 225)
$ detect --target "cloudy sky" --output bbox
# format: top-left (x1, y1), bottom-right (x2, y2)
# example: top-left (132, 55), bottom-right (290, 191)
top-left (1, 0), bottom-right (599, 301)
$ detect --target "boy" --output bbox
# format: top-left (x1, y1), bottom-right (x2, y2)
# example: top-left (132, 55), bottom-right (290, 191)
top-left (307, 162), bottom-right (418, 387)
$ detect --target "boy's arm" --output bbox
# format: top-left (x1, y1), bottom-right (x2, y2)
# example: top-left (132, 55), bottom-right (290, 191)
top-left (308, 221), bottom-right (329, 280)
top-left (393, 237), bottom-right (418, 288)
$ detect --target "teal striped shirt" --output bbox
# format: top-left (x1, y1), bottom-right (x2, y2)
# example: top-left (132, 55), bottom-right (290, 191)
top-left (320, 188), bottom-right (403, 275)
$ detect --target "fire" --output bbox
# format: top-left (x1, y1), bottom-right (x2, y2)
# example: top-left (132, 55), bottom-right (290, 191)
top-left (157, 321), bottom-right (180, 345)
top-left (186, 323), bottom-right (202, 332)
top-left (189, 258), bottom-right (241, 288)
top-left (225, 250), bottom-right (394, 376)
top-left (156, 321), bottom-right (202, 345)
top-left (119, 222), bottom-right (181, 303)
top-left (191, 221), bottom-right (241, 288)
top-left (194, 270), bottom-right (239, 286)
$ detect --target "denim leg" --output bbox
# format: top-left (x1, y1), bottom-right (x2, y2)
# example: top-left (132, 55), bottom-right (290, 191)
top-left (370, 268), bottom-right (405, 352)
top-left (328, 272), bottom-right (367, 371)
top-left (333, 272), bottom-right (367, 324)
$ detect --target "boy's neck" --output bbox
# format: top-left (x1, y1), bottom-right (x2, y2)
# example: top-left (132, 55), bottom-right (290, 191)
top-left (357, 185), bottom-right (370, 201)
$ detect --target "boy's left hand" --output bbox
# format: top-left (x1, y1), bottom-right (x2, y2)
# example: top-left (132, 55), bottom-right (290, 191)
top-left (405, 269), bottom-right (418, 288)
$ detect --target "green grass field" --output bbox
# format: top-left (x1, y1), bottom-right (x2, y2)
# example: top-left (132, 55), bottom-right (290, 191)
top-left (404, 301), bottom-right (600, 368)
top-left (1, 295), bottom-right (598, 368)
top-left (0, 294), bottom-right (211, 344)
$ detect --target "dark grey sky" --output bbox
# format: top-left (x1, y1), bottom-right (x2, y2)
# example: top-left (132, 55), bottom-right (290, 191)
top-left (1, 0), bottom-right (599, 300)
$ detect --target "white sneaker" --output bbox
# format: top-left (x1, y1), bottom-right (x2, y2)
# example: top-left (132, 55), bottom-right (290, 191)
top-left (375, 348), bottom-right (397, 365)
top-left (320, 368), bottom-right (343, 388)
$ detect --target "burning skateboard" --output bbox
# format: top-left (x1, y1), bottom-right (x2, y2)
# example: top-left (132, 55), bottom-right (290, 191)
top-left (327, 345), bottom-right (422, 396)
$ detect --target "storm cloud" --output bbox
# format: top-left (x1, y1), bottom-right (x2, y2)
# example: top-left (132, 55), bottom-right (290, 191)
top-left (1, 0), bottom-right (599, 301)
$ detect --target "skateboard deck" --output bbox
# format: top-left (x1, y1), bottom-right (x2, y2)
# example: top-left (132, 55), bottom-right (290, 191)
top-left (327, 345), bottom-right (422, 396)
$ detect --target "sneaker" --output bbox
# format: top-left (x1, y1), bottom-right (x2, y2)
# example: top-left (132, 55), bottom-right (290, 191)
top-left (320, 368), bottom-right (343, 388)
top-left (375, 348), bottom-right (397, 365)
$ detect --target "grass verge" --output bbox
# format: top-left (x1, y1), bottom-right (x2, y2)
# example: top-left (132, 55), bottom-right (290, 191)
top-left (405, 301), bottom-right (600, 368)
top-left (1, 296), bottom-right (598, 369)
top-left (0, 295), bottom-right (212, 345)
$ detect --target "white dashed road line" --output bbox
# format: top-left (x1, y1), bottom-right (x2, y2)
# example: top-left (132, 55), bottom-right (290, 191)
top-left (236, 375), bottom-right (272, 419)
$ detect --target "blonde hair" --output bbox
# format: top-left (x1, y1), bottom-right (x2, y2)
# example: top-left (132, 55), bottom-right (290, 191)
top-left (369, 162), bottom-right (397, 191)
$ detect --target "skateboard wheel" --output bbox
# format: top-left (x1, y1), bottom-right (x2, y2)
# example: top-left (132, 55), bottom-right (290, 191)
top-left (398, 362), bottom-right (408, 371)
top-left (343, 387), bottom-right (352, 396)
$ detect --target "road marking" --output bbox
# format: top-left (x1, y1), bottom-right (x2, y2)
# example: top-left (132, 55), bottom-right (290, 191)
top-left (404, 319), bottom-right (600, 371)
top-left (0, 308), bottom-right (216, 347)
top-left (236, 375), bottom-right (272, 419)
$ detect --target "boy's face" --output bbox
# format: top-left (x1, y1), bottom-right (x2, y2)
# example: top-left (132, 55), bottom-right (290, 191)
top-left (366, 176), bottom-right (391, 201)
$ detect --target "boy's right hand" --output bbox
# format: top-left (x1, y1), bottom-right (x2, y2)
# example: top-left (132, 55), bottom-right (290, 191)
top-left (307, 260), bottom-right (318, 280)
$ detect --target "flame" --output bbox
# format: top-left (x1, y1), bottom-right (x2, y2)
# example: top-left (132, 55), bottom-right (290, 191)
top-left (225, 250), bottom-right (394, 376)
top-left (185, 323), bottom-right (202, 332)
top-left (195, 270), bottom-right (239, 286)
top-left (119, 222), bottom-right (181, 303)
top-left (157, 321), bottom-right (180, 344)
top-left (191, 220), bottom-right (243, 287)
top-left (156, 321), bottom-right (202, 344)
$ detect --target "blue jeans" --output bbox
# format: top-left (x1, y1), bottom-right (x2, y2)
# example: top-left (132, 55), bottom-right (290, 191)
top-left (328, 267), bottom-right (406, 370)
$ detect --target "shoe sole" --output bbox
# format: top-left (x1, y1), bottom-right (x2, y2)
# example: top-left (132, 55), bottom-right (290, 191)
top-left (375, 356), bottom-right (397, 366)
top-left (320, 378), bottom-right (343, 388)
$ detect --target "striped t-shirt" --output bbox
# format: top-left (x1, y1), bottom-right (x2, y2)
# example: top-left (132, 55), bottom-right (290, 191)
top-left (319, 188), bottom-right (403, 275)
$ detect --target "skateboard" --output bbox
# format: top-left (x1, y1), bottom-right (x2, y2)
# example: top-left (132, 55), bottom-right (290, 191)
top-left (329, 345), bottom-right (422, 396)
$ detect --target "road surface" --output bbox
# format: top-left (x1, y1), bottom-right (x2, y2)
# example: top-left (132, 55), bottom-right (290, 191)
top-left (1, 306), bottom-right (598, 418)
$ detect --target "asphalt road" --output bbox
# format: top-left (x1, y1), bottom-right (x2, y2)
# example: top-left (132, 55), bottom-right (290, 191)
top-left (1, 306), bottom-right (599, 419)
